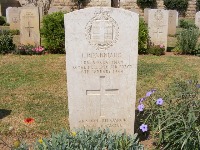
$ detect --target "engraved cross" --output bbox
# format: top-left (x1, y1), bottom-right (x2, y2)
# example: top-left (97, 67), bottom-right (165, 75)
top-left (153, 28), bottom-right (163, 39)
top-left (86, 76), bottom-right (119, 116)
top-left (25, 21), bottom-right (34, 37)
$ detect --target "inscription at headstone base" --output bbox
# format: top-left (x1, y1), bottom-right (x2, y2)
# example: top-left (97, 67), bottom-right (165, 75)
top-left (65, 7), bottom-right (139, 134)
top-left (195, 11), bottom-right (200, 29)
top-left (20, 7), bottom-right (40, 46)
top-left (168, 10), bottom-right (177, 35)
top-left (148, 9), bottom-right (169, 50)
top-left (9, 7), bottom-right (21, 30)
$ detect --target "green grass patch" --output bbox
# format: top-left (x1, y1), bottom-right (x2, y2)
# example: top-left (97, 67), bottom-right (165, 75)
top-left (0, 54), bottom-right (199, 142)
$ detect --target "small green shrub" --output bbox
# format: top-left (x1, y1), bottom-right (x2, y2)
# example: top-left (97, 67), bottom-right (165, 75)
top-left (138, 19), bottom-right (148, 54)
top-left (35, 129), bottom-right (144, 150)
top-left (179, 19), bottom-right (197, 29)
top-left (163, 0), bottom-right (188, 15)
top-left (147, 43), bottom-right (165, 56)
top-left (0, 31), bottom-right (15, 54)
top-left (40, 12), bottom-right (65, 54)
top-left (137, 0), bottom-right (156, 9)
top-left (176, 27), bottom-right (199, 55)
top-left (137, 79), bottom-right (200, 150)
top-left (0, 16), bottom-right (6, 25)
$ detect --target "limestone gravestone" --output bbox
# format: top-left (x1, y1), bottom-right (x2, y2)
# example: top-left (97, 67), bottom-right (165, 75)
top-left (176, 12), bottom-right (179, 26)
top-left (65, 7), bottom-right (139, 134)
top-left (148, 9), bottom-right (168, 50)
top-left (20, 7), bottom-right (40, 46)
top-left (6, 7), bottom-right (12, 23)
top-left (168, 10), bottom-right (177, 35)
top-left (195, 11), bottom-right (200, 29)
top-left (8, 7), bottom-right (21, 30)
top-left (144, 8), bottom-right (150, 24)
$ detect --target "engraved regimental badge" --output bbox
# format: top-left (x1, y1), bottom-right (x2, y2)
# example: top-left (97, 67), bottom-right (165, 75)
top-left (154, 10), bottom-right (164, 21)
top-left (85, 11), bottom-right (119, 50)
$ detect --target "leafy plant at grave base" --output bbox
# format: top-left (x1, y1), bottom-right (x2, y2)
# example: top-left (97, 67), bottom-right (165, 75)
top-left (138, 19), bottom-right (148, 54)
top-left (179, 19), bottom-right (197, 29)
top-left (0, 31), bottom-right (15, 54)
top-left (34, 129), bottom-right (144, 150)
top-left (40, 12), bottom-right (65, 54)
top-left (137, 78), bottom-right (200, 150)
top-left (176, 27), bottom-right (199, 55)
top-left (137, 0), bottom-right (157, 9)
top-left (0, 16), bottom-right (6, 26)
top-left (16, 44), bottom-right (45, 55)
top-left (146, 43), bottom-right (165, 56)
top-left (163, 0), bottom-right (188, 15)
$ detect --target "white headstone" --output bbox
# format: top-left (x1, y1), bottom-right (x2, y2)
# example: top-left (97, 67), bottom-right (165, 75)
top-left (176, 11), bottom-right (179, 26)
top-left (195, 11), bottom-right (200, 29)
top-left (144, 8), bottom-right (150, 24)
top-left (6, 7), bottom-right (12, 23)
top-left (148, 9), bottom-right (169, 50)
top-left (20, 7), bottom-right (40, 46)
top-left (65, 7), bottom-right (139, 134)
top-left (168, 10), bottom-right (177, 35)
top-left (8, 7), bottom-right (21, 30)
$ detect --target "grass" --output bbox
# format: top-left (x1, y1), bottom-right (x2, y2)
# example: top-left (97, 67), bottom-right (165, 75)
top-left (0, 54), bottom-right (200, 146)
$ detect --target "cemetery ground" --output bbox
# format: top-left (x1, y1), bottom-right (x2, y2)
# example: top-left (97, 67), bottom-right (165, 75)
top-left (0, 53), bottom-right (199, 149)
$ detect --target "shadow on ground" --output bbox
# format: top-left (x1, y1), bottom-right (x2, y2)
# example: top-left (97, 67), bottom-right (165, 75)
top-left (0, 109), bottom-right (12, 119)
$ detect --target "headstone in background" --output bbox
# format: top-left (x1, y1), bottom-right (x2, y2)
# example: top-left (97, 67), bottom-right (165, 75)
top-left (130, 8), bottom-right (139, 14)
top-left (144, 8), bottom-right (150, 24)
top-left (20, 7), bottom-right (40, 46)
top-left (148, 9), bottom-right (169, 50)
top-left (8, 7), bottom-right (21, 30)
top-left (195, 11), bottom-right (200, 29)
top-left (65, 7), bottom-right (139, 134)
top-left (48, 7), bottom-right (62, 14)
top-left (6, 7), bottom-right (12, 23)
top-left (168, 10), bottom-right (177, 35)
top-left (176, 11), bottom-right (179, 26)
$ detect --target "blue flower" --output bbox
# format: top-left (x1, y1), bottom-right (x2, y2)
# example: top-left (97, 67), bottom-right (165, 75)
top-left (138, 104), bottom-right (144, 112)
top-left (146, 91), bottom-right (153, 97)
top-left (140, 124), bottom-right (148, 132)
top-left (196, 84), bottom-right (200, 88)
top-left (139, 97), bottom-right (146, 104)
top-left (156, 98), bottom-right (164, 105)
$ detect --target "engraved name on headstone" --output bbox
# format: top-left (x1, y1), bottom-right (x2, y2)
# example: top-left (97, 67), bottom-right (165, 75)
top-left (20, 7), bottom-right (40, 46)
top-left (148, 9), bottom-right (169, 50)
top-left (65, 7), bottom-right (139, 134)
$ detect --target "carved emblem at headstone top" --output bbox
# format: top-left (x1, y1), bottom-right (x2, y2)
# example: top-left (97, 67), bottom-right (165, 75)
top-left (85, 12), bottom-right (119, 50)
top-left (154, 10), bottom-right (163, 21)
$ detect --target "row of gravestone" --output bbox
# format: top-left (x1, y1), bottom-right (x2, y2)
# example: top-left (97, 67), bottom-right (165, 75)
top-left (144, 9), bottom-right (178, 50)
top-left (5, 7), bottom-right (42, 46)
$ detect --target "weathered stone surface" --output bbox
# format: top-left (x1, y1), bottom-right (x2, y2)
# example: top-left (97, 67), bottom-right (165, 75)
top-left (148, 9), bottom-right (168, 50)
top-left (8, 7), bottom-right (21, 30)
top-left (48, 7), bottom-right (62, 14)
top-left (168, 10), bottom-right (177, 35)
top-left (6, 7), bottom-right (12, 23)
top-left (20, 7), bottom-right (40, 46)
top-left (195, 11), bottom-right (200, 29)
top-left (65, 7), bottom-right (139, 134)
top-left (144, 8), bottom-right (150, 23)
